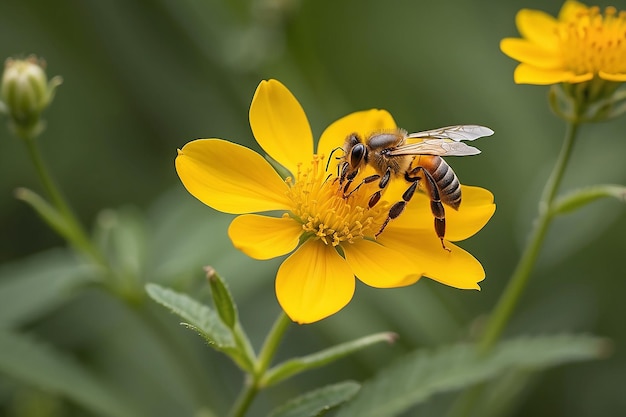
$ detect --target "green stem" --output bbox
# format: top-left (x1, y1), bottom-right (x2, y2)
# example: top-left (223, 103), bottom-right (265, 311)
top-left (228, 375), bottom-right (258, 417)
top-left (256, 312), bottom-right (291, 376)
top-left (448, 121), bottom-right (581, 417)
top-left (228, 312), bottom-right (291, 417)
top-left (15, 122), bottom-right (221, 411)
top-left (21, 135), bottom-right (105, 267)
top-left (478, 121), bottom-right (579, 353)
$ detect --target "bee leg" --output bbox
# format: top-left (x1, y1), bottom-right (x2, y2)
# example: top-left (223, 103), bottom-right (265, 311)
top-left (333, 161), bottom-right (346, 184)
top-left (340, 169), bottom-right (358, 194)
top-left (344, 174), bottom-right (380, 198)
top-left (375, 176), bottom-right (419, 236)
top-left (412, 167), bottom-right (450, 252)
top-left (339, 162), bottom-right (354, 187)
top-left (367, 167), bottom-right (393, 208)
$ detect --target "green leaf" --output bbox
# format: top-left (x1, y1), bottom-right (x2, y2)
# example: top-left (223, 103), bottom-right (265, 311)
top-left (551, 184), bottom-right (626, 215)
top-left (458, 370), bottom-right (534, 417)
top-left (14, 188), bottom-right (73, 243)
top-left (336, 334), bottom-right (609, 417)
top-left (145, 283), bottom-right (254, 371)
top-left (94, 207), bottom-right (148, 279)
top-left (269, 381), bottom-right (361, 417)
top-left (145, 283), bottom-right (232, 347)
top-left (0, 330), bottom-right (137, 417)
top-left (0, 249), bottom-right (96, 328)
top-left (262, 332), bottom-right (397, 387)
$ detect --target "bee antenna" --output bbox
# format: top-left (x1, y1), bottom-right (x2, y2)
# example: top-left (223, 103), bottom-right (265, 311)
top-left (325, 146), bottom-right (344, 172)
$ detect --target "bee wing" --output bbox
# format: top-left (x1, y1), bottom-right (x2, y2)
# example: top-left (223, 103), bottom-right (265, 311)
top-left (406, 125), bottom-right (494, 142)
top-left (387, 139), bottom-right (481, 156)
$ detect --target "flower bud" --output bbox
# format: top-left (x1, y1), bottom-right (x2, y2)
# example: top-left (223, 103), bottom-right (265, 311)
top-left (205, 266), bottom-right (238, 329)
top-left (1, 55), bottom-right (62, 137)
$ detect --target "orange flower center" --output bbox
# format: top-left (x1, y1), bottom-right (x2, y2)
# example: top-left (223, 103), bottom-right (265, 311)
top-left (285, 155), bottom-right (390, 246)
top-left (559, 6), bottom-right (626, 76)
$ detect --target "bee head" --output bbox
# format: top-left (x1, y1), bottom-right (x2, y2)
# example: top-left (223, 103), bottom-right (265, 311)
top-left (346, 133), bottom-right (367, 169)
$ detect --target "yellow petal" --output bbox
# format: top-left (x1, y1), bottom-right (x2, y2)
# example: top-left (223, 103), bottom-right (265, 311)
top-left (249, 80), bottom-right (313, 176)
top-left (383, 192), bottom-right (433, 231)
top-left (371, 182), bottom-right (494, 243)
top-left (343, 239), bottom-right (423, 288)
top-left (176, 139), bottom-right (292, 214)
top-left (515, 9), bottom-right (559, 50)
top-left (317, 109), bottom-right (396, 160)
top-left (276, 240), bottom-right (355, 324)
top-left (379, 230), bottom-right (484, 289)
top-left (228, 214), bottom-right (302, 260)
top-left (388, 185), bottom-right (495, 242)
top-left (564, 72), bottom-right (595, 83)
top-left (558, 0), bottom-right (588, 22)
top-left (599, 71), bottom-right (626, 82)
top-left (445, 186), bottom-right (496, 242)
top-left (500, 38), bottom-right (562, 68)
top-left (513, 63), bottom-right (573, 84)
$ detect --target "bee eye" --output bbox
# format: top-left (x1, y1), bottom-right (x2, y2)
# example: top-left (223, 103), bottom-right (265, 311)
top-left (350, 143), bottom-right (366, 167)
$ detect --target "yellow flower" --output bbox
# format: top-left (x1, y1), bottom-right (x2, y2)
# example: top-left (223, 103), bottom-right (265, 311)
top-left (501, 0), bottom-right (626, 84)
top-left (175, 80), bottom-right (495, 324)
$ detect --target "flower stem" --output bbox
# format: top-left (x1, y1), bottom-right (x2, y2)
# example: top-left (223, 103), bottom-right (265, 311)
top-left (478, 121), bottom-right (579, 353)
top-left (256, 311), bottom-right (291, 375)
top-left (228, 311), bottom-right (291, 417)
top-left (22, 134), bottom-right (106, 267)
top-left (228, 376), bottom-right (258, 417)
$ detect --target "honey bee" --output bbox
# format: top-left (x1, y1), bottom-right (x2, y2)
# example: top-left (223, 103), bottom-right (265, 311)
top-left (338, 125), bottom-right (494, 250)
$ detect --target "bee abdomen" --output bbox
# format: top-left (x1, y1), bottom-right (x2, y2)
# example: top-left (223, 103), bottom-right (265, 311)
top-left (425, 156), bottom-right (462, 210)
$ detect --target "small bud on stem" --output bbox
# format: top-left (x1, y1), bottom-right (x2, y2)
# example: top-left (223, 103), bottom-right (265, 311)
top-left (205, 266), bottom-right (238, 329)
top-left (1, 55), bottom-right (62, 139)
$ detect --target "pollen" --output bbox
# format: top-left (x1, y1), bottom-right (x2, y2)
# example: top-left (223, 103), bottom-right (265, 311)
top-left (285, 155), bottom-right (390, 246)
top-left (559, 5), bottom-right (626, 76)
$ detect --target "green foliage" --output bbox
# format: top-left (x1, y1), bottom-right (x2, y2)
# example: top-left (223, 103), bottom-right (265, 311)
top-left (146, 281), bottom-right (398, 394)
top-left (263, 332), bottom-right (397, 387)
top-left (145, 283), bottom-right (255, 371)
top-left (551, 184), bottom-right (626, 215)
top-left (269, 381), bottom-right (361, 417)
top-left (336, 334), bottom-right (608, 417)
top-left (13, 188), bottom-right (73, 246)
top-left (453, 370), bottom-right (534, 417)
top-left (549, 83), bottom-right (626, 122)
top-left (0, 330), bottom-right (136, 417)
top-left (145, 283), bottom-right (234, 349)
top-left (94, 207), bottom-right (147, 281)
top-left (0, 250), bottom-right (95, 328)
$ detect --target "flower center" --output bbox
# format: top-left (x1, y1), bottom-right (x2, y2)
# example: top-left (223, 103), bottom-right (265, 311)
top-left (559, 6), bottom-right (626, 76)
top-left (285, 155), bottom-right (390, 246)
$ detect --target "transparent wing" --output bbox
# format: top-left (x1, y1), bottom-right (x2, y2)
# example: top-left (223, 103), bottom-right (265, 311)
top-left (406, 125), bottom-right (494, 142)
top-left (387, 139), bottom-right (481, 156)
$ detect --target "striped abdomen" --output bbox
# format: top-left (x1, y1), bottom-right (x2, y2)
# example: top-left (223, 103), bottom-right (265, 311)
top-left (417, 155), bottom-right (461, 209)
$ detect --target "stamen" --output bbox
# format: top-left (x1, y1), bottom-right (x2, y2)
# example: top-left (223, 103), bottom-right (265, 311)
top-left (559, 4), bottom-right (626, 76)
top-left (285, 154), bottom-right (390, 246)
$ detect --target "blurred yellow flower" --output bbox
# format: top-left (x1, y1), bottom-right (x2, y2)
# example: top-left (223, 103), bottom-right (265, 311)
top-left (501, 0), bottom-right (626, 84)
top-left (175, 80), bottom-right (495, 324)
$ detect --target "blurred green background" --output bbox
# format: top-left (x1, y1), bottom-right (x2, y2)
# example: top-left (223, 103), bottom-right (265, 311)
top-left (1, 0), bottom-right (625, 416)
